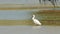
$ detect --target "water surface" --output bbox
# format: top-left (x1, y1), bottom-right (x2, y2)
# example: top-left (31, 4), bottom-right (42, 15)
top-left (0, 26), bottom-right (60, 34)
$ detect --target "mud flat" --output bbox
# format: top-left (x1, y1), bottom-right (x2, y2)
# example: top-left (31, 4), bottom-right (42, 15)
top-left (36, 10), bottom-right (60, 26)
top-left (0, 4), bottom-right (54, 10)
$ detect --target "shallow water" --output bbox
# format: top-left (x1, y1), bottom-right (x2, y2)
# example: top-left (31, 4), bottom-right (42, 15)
top-left (0, 26), bottom-right (60, 34)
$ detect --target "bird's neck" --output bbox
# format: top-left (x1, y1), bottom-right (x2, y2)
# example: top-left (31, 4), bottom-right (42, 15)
top-left (32, 16), bottom-right (35, 20)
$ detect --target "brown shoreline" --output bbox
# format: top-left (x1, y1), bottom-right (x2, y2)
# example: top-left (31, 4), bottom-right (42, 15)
top-left (0, 4), bottom-right (56, 10)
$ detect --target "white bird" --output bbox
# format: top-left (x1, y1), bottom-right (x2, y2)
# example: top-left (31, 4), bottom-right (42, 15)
top-left (32, 14), bottom-right (42, 26)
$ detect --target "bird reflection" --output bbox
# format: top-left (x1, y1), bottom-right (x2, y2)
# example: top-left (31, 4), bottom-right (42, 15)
top-left (32, 26), bottom-right (42, 29)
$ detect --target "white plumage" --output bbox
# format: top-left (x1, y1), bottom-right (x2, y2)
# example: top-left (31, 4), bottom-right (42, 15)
top-left (32, 14), bottom-right (41, 25)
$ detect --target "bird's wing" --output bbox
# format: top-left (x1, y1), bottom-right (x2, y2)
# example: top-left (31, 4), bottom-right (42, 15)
top-left (34, 19), bottom-right (41, 24)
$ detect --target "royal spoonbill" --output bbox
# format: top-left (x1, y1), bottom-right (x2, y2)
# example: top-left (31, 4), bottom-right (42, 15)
top-left (32, 15), bottom-right (41, 25)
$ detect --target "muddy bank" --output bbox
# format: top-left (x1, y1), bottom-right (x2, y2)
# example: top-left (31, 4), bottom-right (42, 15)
top-left (36, 10), bottom-right (60, 25)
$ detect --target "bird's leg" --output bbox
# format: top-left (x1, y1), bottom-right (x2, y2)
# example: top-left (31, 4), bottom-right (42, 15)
top-left (35, 24), bottom-right (41, 26)
top-left (34, 23), bottom-right (38, 26)
top-left (34, 24), bottom-right (38, 26)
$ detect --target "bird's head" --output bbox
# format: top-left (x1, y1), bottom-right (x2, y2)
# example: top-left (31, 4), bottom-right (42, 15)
top-left (32, 14), bottom-right (35, 19)
top-left (33, 14), bottom-right (35, 17)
